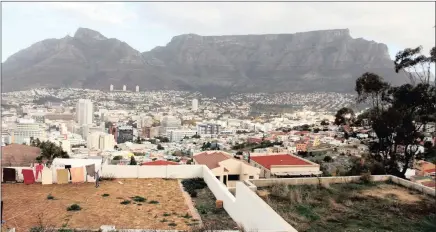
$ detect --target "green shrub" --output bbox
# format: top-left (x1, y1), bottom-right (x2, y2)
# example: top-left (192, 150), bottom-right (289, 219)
top-left (189, 190), bottom-right (198, 198)
top-left (131, 196), bottom-right (146, 202)
top-left (66, 204), bottom-right (81, 211)
top-left (102, 193), bottom-right (110, 197)
top-left (360, 172), bottom-right (373, 184)
top-left (120, 200), bottom-right (131, 205)
top-left (168, 222), bottom-right (177, 227)
top-left (181, 213), bottom-right (192, 219)
top-left (163, 213), bottom-right (171, 216)
top-left (149, 200), bottom-right (159, 204)
top-left (47, 194), bottom-right (55, 200)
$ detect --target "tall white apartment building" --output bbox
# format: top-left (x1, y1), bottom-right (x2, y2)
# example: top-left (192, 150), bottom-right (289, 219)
top-left (136, 85), bottom-right (139, 92)
top-left (192, 99), bottom-right (199, 111)
top-left (87, 132), bottom-right (115, 151)
top-left (76, 99), bottom-right (93, 126)
top-left (110, 84), bottom-right (114, 91)
top-left (13, 118), bottom-right (46, 144)
top-left (123, 85), bottom-right (127, 91)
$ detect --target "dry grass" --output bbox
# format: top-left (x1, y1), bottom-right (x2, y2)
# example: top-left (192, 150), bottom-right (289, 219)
top-left (259, 181), bottom-right (436, 232)
top-left (2, 179), bottom-right (193, 231)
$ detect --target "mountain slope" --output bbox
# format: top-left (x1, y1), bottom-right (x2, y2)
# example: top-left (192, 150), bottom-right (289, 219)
top-left (2, 28), bottom-right (407, 93)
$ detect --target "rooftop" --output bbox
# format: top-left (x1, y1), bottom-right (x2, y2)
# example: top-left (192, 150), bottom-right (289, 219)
top-left (193, 151), bottom-right (232, 169)
top-left (142, 160), bottom-right (179, 166)
top-left (250, 154), bottom-right (312, 170)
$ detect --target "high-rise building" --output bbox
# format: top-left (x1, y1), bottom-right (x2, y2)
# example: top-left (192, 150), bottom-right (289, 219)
top-left (160, 116), bottom-right (181, 137)
top-left (117, 125), bottom-right (134, 144)
top-left (123, 85), bottom-right (127, 91)
top-left (87, 132), bottom-right (115, 151)
top-left (13, 118), bottom-right (46, 144)
top-left (110, 84), bottom-right (114, 91)
top-left (76, 99), bottom-right (93, 126)
top-left (197, 123), bottom-right (221, 135)
top-left (136, 85), bottom-right (139, 92)
top-left (192, 99), bottom-right (199, 111)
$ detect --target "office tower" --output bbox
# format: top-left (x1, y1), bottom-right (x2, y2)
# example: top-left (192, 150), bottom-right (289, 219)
top-left (192, 99), bottom-right (199, 111)
top-left (76, 99), bottom-right (93, 126)
top-left (160, 116), bottom-right (181, 137)
top-left (123, 85), bottom-right (126, 91)
top-left (13, 118), bottom-right (46, 144)
top-left (136, 85), bottom-right (139, 92)
top-left (110, 84), bottom-right (114, 91)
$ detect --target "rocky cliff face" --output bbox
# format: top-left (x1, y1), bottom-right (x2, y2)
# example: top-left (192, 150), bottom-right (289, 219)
top-left (1, 28), bottom-right (407, 93)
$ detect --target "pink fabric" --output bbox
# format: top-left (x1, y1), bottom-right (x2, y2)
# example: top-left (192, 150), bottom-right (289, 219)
top-left (35, 164), bottom-right (44, 179)
top-left (70, 167), bottom-right (85, 183)
top-left (22, 169), bottom-right (35, 185)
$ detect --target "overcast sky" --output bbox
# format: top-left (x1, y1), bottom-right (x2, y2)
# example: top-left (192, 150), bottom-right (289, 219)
top-left (2, 1), bottom-right (435, 62)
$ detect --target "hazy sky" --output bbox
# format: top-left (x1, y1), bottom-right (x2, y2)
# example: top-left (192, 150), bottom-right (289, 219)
top-left (2, 1), bottom-right (435, 62)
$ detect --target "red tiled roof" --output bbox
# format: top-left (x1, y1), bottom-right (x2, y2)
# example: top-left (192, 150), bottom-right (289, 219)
top-left (142, 160), bottom-right (179, 166)
top-left (424, 168), bottom-right (436, 174)
top-left (193, 152), bottom-right (231, 169)
top-left (250, 154), bottom-right (312, 170)
top-left (1, 144), bottom-right (41, 166)
top-left (421, 181), bottom-right (436, 188)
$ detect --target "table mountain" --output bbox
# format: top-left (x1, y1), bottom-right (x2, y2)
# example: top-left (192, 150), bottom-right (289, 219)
top-left (1, 28), bottom-right (407, 93)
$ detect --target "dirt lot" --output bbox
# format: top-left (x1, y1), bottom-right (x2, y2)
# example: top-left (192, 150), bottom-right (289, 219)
top-left (2, 179), bottom-right (197, 231)
top-left (258, 181), bottom-right (436, 232)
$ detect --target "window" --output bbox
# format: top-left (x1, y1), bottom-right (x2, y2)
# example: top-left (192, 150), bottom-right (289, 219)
top-left (249, 176), bottom-right (254, 179)
top-left (216, 176), bottom-right (220, 180)
top-left (227, 175), bottom-right (240, 181)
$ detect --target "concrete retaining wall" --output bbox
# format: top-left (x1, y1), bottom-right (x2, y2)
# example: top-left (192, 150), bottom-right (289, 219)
top-left (249, 175), bottom-right (435, 196)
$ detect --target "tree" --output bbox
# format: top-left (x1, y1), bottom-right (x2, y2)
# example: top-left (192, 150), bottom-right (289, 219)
top-left (129, 156), bottom-right (137, 165)
top-left (113, 155), bottom-right (123, 160)
top-left (34, 141), bottom-right (69, 165)
top-left (320, 120), bottom-right (329, 126)
top-left (340, 44), bottom-right (436, 178)
top-left (334, 107), bottom-right (355, 126)
top-left (135, 136), bottom-right (142, 144)
top-left (157, 144), bottom-right (164, 150)
top-left (323, 156), bottom-right (333, 162)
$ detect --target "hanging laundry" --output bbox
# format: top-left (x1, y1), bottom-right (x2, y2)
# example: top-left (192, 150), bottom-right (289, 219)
top-left (41, 169), bottom-right (53, 185)
top-left (35, 163), bottom-right (44, 180)
top-left (2, 168), bottom-right (16, 182)
top-left (70, 167), bottom-right (85, 183)
top-left (56, 169), bottom-right (69, 184)
top-left (22, 169), bottom-right (35, 184)
top-left (65, 165), bottom-right (72, 181)
top-left (85, 164), bottom-right (95, 178)
top-left (95, 171), bottom-right (100, 188)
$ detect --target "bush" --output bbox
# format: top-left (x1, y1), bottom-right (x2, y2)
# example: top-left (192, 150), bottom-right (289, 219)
top-left (163, 213), bottom-right (171, 217)
top-left (113, 155), bottom-right (123, 160)
top-left (66, 204), bottom-right (81, 211)
top-left (148, 200), bottom-right (159, 204)
top-left (323, 155), bottom-right (333, 162)
top-left (120, 200), bottom-right (131, 205)
top-left (160, 218), bottom-right (168, 222)
top-left (102, 193), bottom-right (110, 197)
top-left (168, 222), bottom-right (177, 227)
top-left (182, 213), bottom-right (192, 219)
top-left (131, 196), bottom-right (146, 202)
top-left (47, 194), bottom-right (54, 200)
top-left (270, 183), bottom-right (290, 199)
top-left (360, 172), bottom-right (372, 184)
top-left (189, 190), bottom-right (198, 198)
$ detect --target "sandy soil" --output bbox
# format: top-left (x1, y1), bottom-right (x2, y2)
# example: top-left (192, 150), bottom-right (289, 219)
top-left (2, 179), bottom-right (195, 231)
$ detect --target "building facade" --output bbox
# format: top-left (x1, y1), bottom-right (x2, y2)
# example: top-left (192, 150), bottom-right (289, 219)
top-left (76, 99), bottom-right (93, 126)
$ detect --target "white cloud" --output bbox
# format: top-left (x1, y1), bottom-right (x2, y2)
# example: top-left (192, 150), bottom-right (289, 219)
top-left (141, 2), bottom-right (435, 54)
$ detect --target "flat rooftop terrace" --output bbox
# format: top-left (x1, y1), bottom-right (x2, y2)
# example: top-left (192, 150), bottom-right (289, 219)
top-left (2, 179), bottom-right (197, 231)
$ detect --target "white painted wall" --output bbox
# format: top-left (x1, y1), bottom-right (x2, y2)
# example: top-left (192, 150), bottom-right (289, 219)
top-left (101, 165), bottom-right (204, 179)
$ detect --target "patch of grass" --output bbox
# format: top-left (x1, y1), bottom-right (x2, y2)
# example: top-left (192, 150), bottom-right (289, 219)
top-left (120, 200), bottom-right (131, 205)
top-left (66, 204), bottom-right (81, 211)
top-left (181, 213), bottom-right (192, 219)
top-left (168, 222), bottom-right (177, 227)
top-left (58, 229), bottom-right (73, 232)
top-left (131, 196), bottom-right (146, 202)
top-left (102, 193), bottom-right (110, 197)
top-left (47, 194), bottom-right (55, 200)
top-left (148, 200), bottom-right (159, 204)
top-left (163, 213), bottom-right (171, 217)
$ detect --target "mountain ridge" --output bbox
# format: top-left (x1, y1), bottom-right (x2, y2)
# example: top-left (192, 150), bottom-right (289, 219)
top-left (1, 27), bottom-right (408, 93)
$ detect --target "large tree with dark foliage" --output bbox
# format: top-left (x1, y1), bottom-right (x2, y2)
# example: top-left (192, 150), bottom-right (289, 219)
top-left (31, 139), bottom-right (69, 165)
top-left (346, 45), bottom-right (436, 178)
